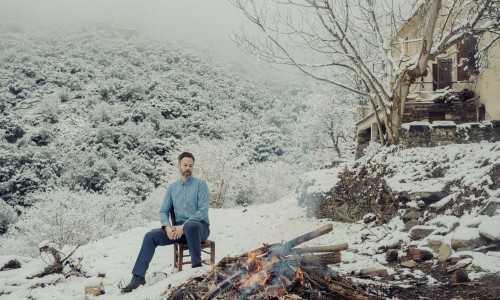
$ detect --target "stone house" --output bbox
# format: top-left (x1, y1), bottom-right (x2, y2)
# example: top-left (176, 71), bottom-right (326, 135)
top-left (356, 0), bottom-right (500, 155)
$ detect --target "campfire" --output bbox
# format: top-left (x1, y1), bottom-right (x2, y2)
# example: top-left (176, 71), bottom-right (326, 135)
top-left (165, 224), bottom-right (380, 300)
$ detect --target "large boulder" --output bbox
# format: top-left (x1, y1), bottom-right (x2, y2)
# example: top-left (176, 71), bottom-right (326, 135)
top-left (409, 226), bottom-right (437, 240)
top-left (437, 243), bottom-right (453, 261)
top-left (408, 248), bottom-right (433, 262)
top-left (451, 227), bottom-right (487, 250)
top-left (359, 267), bottom-right (389, 278)
top-left (478, 218), bottom-right (500, 241)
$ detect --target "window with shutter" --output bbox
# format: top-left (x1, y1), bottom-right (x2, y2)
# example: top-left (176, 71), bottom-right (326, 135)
top-left (437, 58), bottom-right (453, 90)
top-left (467, 36), bottom-right (478, 75)
top-left (457, 36), bottom-right (478, 81)
top-left (457, 40), bottom-right (469, 81)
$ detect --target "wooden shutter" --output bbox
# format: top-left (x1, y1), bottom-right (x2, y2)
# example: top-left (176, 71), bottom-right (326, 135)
top-left (437, 58), bottom-right (452, 90)
top-left (457, 40), bottom-right (469, 81)
top-left (467, 36), bottom-right (478, 74)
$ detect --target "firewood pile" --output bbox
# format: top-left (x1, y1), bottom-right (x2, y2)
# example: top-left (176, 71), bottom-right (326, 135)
top-left (165, 224), bottom-right (380, 300)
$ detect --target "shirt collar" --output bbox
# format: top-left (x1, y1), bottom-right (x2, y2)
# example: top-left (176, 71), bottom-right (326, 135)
top-left (181, 176), bottom-right (194, 186)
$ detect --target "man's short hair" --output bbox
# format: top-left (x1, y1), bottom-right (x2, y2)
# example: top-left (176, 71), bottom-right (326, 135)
top-left (178, 152), bottom-right (195, 163)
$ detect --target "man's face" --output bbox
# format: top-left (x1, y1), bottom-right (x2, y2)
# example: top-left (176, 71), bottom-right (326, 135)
top-left (178, 157), bottom-right (194, 179)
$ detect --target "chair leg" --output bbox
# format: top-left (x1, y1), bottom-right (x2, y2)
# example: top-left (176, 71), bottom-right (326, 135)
top-left (174, 242), bottom-right (215, 271)
top-left (178, 245), bottom-right (184, 271)
top-left (173, 244), bottom-right (178, 269)
top-left (210, 241), bottom-right (215, 264)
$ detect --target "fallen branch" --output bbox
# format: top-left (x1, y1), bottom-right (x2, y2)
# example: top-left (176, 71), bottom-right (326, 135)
top-left (29, 244), bottom-right (83, 279)
top-left (63, 256), bottom-right (84, 277)
top-left (61, 245), bottom-right (81, 264)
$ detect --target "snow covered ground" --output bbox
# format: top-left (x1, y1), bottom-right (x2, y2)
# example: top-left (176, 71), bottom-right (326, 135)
top-left (0, 195), bottom-right (350, 299)
top-left (1, 142), bottom-right (500, 299)
top-left (1, 192), bottom-right (499, 299)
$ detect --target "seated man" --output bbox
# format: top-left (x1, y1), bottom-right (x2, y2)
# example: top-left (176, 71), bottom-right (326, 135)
top-left (122, 152), bottom-right (210, 293)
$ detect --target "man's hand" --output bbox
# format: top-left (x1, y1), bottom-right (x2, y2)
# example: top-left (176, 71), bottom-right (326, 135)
top-left (166, 225), bottom-right (184, 240)
top-left (166, 226), bottom-right (176, 240)
top-left (172, 224), bottom-right (184, 240)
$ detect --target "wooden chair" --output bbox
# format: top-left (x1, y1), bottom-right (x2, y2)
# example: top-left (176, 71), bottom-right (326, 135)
top-left (170, 208), bottom-right (215, 271)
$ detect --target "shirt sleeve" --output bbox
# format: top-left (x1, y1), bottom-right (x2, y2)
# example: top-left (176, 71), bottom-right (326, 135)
top-left (159, 186), bottom-right (173, 227)
top-left (186, 180), bottom-right (210, 223)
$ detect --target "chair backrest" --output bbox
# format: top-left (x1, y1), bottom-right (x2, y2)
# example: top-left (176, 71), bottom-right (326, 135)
top-left (170, 206), bottom-right (175, 226)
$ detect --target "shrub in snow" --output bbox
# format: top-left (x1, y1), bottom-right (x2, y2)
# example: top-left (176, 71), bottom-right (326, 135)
top-left (12, 188), bottom-right (139, 246)
top-left (117, 82), bottom-right (146, 102)
top-left (107, 170), bottom-right (154, 202)
top-left (0, 147), bottom-right (62, 205)
top-left (169, 139), bottom-right (297, 207)
top-left (0, 200), bottom-right (17, 234)
top-left (64, 153), bottom-right (116, 192)
top-left (94, 125), bottom-right (122, 149)
top-left (30, 128), bottom-right (53, 146)
top-left (38, 97), bottom-right (61, 124)
top-left (4, 123), bottom-right (25, 143)
top-left (0, 98), bottom-right (6, 113)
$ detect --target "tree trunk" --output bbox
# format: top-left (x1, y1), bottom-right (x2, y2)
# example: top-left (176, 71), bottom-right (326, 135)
top-left (390, 0), bottom-right (442, 143)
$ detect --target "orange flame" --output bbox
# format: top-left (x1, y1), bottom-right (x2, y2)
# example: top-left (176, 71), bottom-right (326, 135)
top-left (295, 267), bottom-right (304, 282)
top-left (238, 252), bottom-right (281, 289)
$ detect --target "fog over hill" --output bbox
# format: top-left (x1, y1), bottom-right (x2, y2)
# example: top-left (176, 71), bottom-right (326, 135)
top-left (0, 0), bottom-right (302, 83)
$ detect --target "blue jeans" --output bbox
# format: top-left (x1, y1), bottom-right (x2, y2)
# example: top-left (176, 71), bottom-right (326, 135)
top-left (132, 220), bottom-right (210, 277)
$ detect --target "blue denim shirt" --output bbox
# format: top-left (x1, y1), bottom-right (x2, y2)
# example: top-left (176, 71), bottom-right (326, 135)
top-left (159, 176), bottom-right (210, 227)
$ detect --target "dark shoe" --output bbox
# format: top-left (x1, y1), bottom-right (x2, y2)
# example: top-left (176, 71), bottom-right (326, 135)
top-left (121, 275), bottom-right (146, 293)
top-left (192, 264), bottom-right (202, 268)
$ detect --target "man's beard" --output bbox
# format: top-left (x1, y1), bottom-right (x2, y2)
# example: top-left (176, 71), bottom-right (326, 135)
top-left (182, 171), bottom-right (192, 177)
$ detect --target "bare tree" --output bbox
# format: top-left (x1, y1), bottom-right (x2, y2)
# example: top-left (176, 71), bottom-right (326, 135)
top-left (231, 0), bottom-right (500, 144)
top-left (323, 117), bottom-right (349, 158)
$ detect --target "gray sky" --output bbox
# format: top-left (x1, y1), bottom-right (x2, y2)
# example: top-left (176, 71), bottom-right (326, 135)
top-left (0, 0), bottom-right (414, 82)
top-left (0, 0), bottom-right (243, 39)
top-left (0, 0), bottom-right (298, 81)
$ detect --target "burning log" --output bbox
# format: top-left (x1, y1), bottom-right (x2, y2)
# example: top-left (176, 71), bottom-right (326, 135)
top-left (166, 224), bottom-right (381, 300)
top-left (201, 270), bottom-right (243, 300)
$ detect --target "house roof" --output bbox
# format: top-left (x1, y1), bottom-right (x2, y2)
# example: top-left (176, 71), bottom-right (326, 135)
top-left (390, 0), bottom-right (430, 43)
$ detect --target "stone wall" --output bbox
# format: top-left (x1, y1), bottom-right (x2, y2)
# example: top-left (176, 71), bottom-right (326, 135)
top-left (400, 121), bottom-right (500, 147)
top-left (403, 101), bottom-right (483, 123)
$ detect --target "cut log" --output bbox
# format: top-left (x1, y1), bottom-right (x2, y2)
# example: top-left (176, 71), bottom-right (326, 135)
top-left (297, 252), bottom-right (342, 265)
top-left (283, 224), bottom-right (333, 251)
top-left (243, 224), bottom-right (334, 257)
top-left (291, 243), bottom-right (348, 254)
